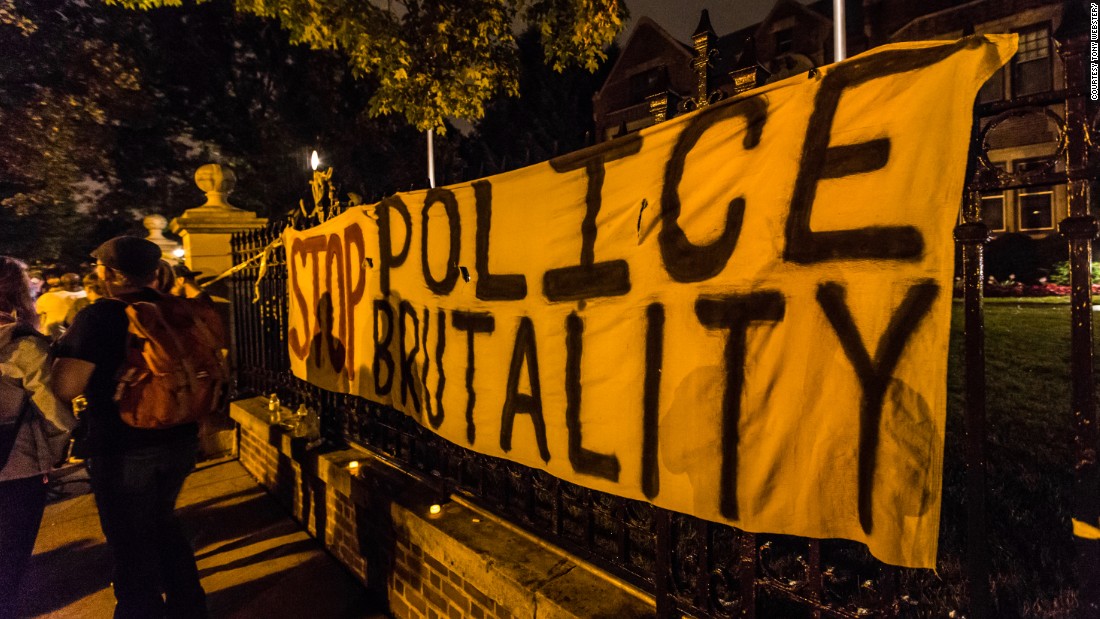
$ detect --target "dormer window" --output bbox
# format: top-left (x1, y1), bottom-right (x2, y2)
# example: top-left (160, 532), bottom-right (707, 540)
top-left (775, 27), bottom-right (794, 55)
top-left (630, 66), bottom-right (669, 101)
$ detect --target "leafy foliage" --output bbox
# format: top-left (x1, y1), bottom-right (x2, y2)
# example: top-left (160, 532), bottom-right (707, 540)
top-left (463, 27), bottom-right (618, 176)
top-left (100, 0), bottom-right (626, 132)
top-left (1047, 259), bottom-right (1100, 285)
top-left (983, 232), bottom-right (1067, 284)
top-left (0, 0), bottom-right (150, 266)
top-left (0, 0), bottom-right (623, 268)
top-left (0, 0), bottom-right (469, 267)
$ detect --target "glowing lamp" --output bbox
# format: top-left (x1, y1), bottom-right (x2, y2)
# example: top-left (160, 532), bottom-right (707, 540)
top-left (310, 150), bottom-right (320, 171)
top-left (429, 504), bottom-right (442, 515)
top-left (172, 248), bottom-right (185, 259)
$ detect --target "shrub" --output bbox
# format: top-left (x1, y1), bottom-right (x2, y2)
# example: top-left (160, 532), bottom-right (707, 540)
top-left (1047, 260), bottom-right (1100, 285)
top-left (985, 233), bottom-right (1040, 283)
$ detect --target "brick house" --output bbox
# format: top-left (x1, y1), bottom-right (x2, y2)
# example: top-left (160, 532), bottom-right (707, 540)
top-left (593, 0), bottom-right (1073, 238)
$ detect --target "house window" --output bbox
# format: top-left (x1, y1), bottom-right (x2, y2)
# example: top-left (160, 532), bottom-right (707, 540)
top-left (1016, 157), bottom-right (1053, 176)
top-left (1018, 186), bottom-right (1054, 230)
top-left (775, 28), bottom-right (794, 55)
top-left (974, 163), bottom-right (1008, 230)
top-left (1012, 26), bottom-right (1051, 97)
top-left (978, 67), bottom-right (1005, 104)
top-left (981, 194), bottom-right (1006, 231)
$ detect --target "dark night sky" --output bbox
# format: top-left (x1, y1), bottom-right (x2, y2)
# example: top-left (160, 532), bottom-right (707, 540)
top-left (623, 0), bottom-right (815, 41)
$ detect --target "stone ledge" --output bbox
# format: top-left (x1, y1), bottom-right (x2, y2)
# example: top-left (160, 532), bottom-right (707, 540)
top-left (393, 494), bottom-right (656, 619)
top-left (170, 207), bottom-right (267, 234)
top-left (229, 397), bottom-right (657, 619)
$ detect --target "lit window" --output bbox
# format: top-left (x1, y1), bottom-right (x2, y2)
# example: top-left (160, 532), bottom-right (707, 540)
top-left (1012, 26), bottom-right (1051, 97)
top-left (1018, 186), bottom-right (1053, 230)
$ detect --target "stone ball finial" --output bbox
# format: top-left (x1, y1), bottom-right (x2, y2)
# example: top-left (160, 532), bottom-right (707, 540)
top-left (143, 214), bottom-right (169, 238)
top-left (194, 163), bottom-right (237, 209)
top-left (142, 213), bottom-right (182, 263)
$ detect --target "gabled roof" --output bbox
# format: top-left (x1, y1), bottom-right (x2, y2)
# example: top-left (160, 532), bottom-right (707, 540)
top-left (714, 23), bottom-right (760, 76)
top-left (598, 16), bottom-right (693, 89)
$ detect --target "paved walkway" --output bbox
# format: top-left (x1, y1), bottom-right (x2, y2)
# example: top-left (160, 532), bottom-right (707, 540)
top-left (18, 458), bottom-right (387, 619)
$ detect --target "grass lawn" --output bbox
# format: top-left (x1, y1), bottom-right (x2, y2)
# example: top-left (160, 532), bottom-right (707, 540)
top-left (928, 300), bottom-right (1083, 618)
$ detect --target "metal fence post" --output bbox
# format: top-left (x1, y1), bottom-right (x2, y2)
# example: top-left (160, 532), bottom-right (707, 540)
top-left (655, 508), bottom-right (675, 618)
top-left (1054, 3), bottom-right (1100, 616)
top-left (956, 129), bottom-right (992, 616)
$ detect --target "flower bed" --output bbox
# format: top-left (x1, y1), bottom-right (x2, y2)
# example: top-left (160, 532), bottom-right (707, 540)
top-left (953, 281), bottom-right (1100, 298)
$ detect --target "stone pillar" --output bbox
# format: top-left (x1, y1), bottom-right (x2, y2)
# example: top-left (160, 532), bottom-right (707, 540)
top-left (143, 214), bottom-right (182, 264)
top-left (169, 163), bottom-right (267, 280)
top-left (646, 91), bottom-right (673, 124)
top-left (691, 9), bottom-right (717, 109)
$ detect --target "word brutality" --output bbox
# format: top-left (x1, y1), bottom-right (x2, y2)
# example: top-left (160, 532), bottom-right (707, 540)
top-left (283, 36), bottom-right (1016, 568)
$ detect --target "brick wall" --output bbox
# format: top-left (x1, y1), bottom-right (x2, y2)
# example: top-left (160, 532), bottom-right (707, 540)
top-left (327, 482), bottom-right (370, 585)
top-left (390, 537), bottom-right (513, 619)
top-left (230, 397), bottom-right (656, 619)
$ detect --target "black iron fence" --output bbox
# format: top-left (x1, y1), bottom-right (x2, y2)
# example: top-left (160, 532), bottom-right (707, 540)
top-left (229, 19), bottom-right (1098, 619)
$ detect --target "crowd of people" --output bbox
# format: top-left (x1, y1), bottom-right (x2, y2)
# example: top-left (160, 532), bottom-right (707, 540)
top-left (30, 259), bottom-right (206, 342)
top-left (0, 237), bottom-right (223, 619)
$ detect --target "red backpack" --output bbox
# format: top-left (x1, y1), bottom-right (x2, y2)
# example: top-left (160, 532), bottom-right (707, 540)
top-left (113, 295), bottom-right (228, 429)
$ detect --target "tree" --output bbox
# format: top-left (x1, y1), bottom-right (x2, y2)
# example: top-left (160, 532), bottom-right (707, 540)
top-left (0, 0), bottom-right (624, 267)
top-left (100, 0), bottom-right (627, 132)
top-left (465, 27), bottom-right (618, 176)
top-left (0, 0), bottom-right (472, 267)
top-left (0, 0), bottom-right (151, 266)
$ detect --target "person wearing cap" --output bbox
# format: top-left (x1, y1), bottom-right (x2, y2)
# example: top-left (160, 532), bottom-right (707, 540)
top-left (34, 273), bottom-right (86, 340)
top-left (171, 264), bottom-right (209, 299)
top-left (51, 236), bottom-right (208, 619)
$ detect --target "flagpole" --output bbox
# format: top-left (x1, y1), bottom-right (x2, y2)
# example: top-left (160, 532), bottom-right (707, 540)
top-left (833, 0), bottom-right (847, 61)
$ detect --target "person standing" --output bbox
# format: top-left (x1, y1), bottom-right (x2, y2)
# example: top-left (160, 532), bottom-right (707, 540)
top-left (52, 237), bottom-right (208, 619)
top-left (35, 273), bottom-right (86, 339)
top-left (62, 271), bottom-right (105, 330)
top-left (0, 256), bottom-right (77, 619)
top-left (152, 260), bottom-right (176, 295)
top-left (168, 265), bottom-right (199, 298)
